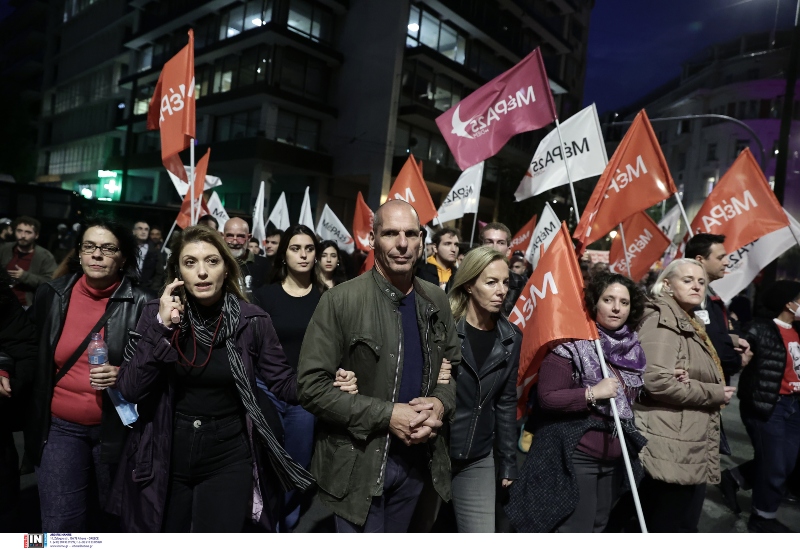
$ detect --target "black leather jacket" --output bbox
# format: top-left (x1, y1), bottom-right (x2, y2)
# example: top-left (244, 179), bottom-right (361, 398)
top-left (25, 274), bottom-right (154, 465)
top-left (449, 316), bottom-right (521, 480)
top-left (738, 317), bottom-right (799, 421)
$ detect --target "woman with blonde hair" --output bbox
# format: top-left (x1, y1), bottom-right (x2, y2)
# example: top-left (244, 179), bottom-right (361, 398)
top-left (634, 258), bottom-right (735, 532)
top-left (446, 246), bottom-right (521, 532)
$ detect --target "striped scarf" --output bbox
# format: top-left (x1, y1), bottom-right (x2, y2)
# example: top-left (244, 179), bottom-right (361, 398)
top-left (182, 292), bottom-right (314, 492)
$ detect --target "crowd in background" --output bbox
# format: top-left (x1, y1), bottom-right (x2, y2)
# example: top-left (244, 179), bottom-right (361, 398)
top-left (1, 206), bottom-right (799, 534)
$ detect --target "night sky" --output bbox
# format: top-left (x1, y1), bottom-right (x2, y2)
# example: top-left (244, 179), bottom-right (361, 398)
top-left (584, 0), bottom-right (796, 115)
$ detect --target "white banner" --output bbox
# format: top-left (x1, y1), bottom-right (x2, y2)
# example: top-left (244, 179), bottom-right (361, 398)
top-left (515, 104), bottom-right (608, 201)
top-left (437, 162), bottom-right (483, 223)
top-left (267, 192), bottom-right (290, 231)
top-left (524, 203), bottom-right (561, 269)
top-left (299, 186), bottom-right (314, 230)
top-left (252, 181), bottom-right (266, 246)
top-left (167, 166), bottom-right (222, 197)
top-left (206, 191), bottom-right (229, 230)
top-left (710, 209), bottom-right (800, 303)
top-left (316, 204), bottom-right (355, 254)
top-left (659, 204), bottom-right (682, 265)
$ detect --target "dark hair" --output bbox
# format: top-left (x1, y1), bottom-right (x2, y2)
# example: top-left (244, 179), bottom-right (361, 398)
top-left (479, 222), bottom-right (512, 243)
top-left (196, 214), bottom-right (219, 230)
top-left (509, 255), bottom-right (525, 268)
top-left (584, 271), bottom-right (646, 329)
top-left (761, 280), bottom-right (800, 317)
top-left (249, 237), bottom-right (260, 245)
top-left (432, 227), bottom-right (460, 246)
top-left (133, 220), bottom-right (150, 227)
top-left (685, 233), bottom-right (726, 260)
top-left (266, 226), bottom-right (284, 239)
top-left (166, 224), bottom-right (246, 302)
top-left (150, 226), bottom-right (162, 233)
top-left (318, 240), bottom-right (348, 286)
top-left (268, 224), bottom-right (326, 291)
top-left (13, 216), bottom-right (40, 234)
top-left (77, 216), bottom-right (139, 280)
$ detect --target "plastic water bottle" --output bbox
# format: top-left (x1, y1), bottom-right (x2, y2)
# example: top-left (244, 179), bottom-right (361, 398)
top-left (87, 332), bottom-right (138, 426)
top-left (87, 333), bottom-right (108, 366)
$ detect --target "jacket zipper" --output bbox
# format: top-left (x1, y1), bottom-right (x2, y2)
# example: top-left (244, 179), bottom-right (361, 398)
top-left (377, 307), bottom-right (404, 489)
top-left (463, 351), bottom-right (505, 456)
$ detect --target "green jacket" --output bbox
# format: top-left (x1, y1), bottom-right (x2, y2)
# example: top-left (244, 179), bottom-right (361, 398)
top-left (297, 268), bottom-right (460, 526)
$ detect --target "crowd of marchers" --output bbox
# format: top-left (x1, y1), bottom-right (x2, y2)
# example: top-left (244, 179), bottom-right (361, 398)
top-left (0, 202), bottom-right (798, 534)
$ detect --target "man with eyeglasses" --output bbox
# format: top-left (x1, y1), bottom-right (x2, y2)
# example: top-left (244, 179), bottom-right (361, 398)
top-left (1, 216), bottom-right (57, 307)
top-left (223, 217), bottom-right (270, 299)
top-left (132, 220), bottom-right (164, 293)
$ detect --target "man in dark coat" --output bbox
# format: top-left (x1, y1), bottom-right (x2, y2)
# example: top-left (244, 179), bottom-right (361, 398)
top-left (132, 220), bottom-right (165, 293)
top-left (479, 222), bottom-right (526, 316)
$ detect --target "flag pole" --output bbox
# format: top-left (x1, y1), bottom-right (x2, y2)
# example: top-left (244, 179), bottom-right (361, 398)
top-left (189, 140), bottom-right (196, 225)
top-left (469, 213), bottom-right (478, 246)
top-left (618, 223), bottom-right (633, 279)
top-left (554, 118), bottom-right (581, 227)
top-left (163, 219), bottom-right (178, 257)
top-left (675, 193), bottom-right (694, 238)
top-left (592, 339), bottom-right (648, 533)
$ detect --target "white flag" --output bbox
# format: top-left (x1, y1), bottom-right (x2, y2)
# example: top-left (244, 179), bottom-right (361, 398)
top-left (658, 204), bottom-right (682, 263)
top-left (523, 203), bottom-right (561, 269)
top-left (316, 204), bottom-right (355, 254)
top-left (167, 166), bottom-right (222, 197)
top-left (437, 162), bottom-right (483, 223)
top-left (514, 104), bottom-right (607, 201)
top-left (267, 192), bottom-right (290, 231)
top-left (206, 191), bottom-right (229, 231)
top-left (252, 181), bottom-right (266, 247)
top-left (710, 209), bottom-right (800, 303)
top-left (299, 187), bottom-right (314, 230)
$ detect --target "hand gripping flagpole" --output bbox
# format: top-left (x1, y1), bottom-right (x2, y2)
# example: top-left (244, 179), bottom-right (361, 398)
top-left (554, 118), bottom-right (581, 227)
top-left (593, 339), bottom-right (648, 533)
top-left (618, 223), bottom-right (633, 279)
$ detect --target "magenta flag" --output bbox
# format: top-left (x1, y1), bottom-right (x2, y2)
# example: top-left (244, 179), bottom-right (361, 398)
top-left (436, 48), bottom-right (557, 170)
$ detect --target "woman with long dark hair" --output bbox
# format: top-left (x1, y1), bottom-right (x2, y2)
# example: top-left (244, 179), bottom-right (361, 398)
top-left (507, 271), bottom-right (648, 533)
top-left (112, 225), bottom-right (354, 532)
top-left (26, 216), bottom-right (153, 532)
top-left (318, 240), bottom-right (348, 288)
top-left (253, 224), bottom-right (328, 531)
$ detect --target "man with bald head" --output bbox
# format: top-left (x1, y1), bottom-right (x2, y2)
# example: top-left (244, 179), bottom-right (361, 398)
top-left (298, 200), bottom-right (459, 532)
top-left (223, 217), bottom-right (271, 298)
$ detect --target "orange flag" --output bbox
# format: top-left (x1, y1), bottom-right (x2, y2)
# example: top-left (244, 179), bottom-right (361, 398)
top-left (176, 148), bottom-right (210, 229)
top-left (573, 110), bottom-right (677, 254)
top-left (359, 249), bottom-right (375, 275)
top-left (386, 154), bottom-right (438, 226)
top-left (509, 222), bottom-right (599, 417)
top-left (689, 148), bottom-right (789, 252)
top-left (148, 30), bottom-right (196, 181)
top-left (608, 211), bottom-right (671, 282)
top-left (353, 191), bottom-right (374, 253)
top-left (508, 214), bottom-right (538, 258)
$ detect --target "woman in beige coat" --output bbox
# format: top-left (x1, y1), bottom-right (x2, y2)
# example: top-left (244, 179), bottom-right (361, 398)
top-left (634, 259), bottom-right (736, 532)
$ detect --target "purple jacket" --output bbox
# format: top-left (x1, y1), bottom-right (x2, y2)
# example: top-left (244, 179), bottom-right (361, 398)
top-left (108, 299), bottom-right (297, 532)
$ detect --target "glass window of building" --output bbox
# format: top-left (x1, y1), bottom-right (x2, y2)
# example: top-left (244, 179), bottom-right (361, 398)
top-left (395, 122), bottom-right (411, 155)
top-left (288, 0), bottom-right (333, 43)
top-left (245, 0), bottom-right (273, 30)
top-left (276, 111), bottom-right (298, 145)
top-left (297, 117), bottom-right (320, 150)
top-left (407, 5), bottom-right (467, 64)
top-left (139, 46), bottom-right (153, 72)
top-left (409, 126), bottom-right (430, 159)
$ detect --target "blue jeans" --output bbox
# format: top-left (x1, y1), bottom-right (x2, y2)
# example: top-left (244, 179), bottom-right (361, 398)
top-left (258, 381), bottom-right (316, 532)
top-left (742, 395), bottom-right (800, 518)
top-left (335, 450), bottom-right (426, 533)
top-left (36, 416), bottom-right (115, 532)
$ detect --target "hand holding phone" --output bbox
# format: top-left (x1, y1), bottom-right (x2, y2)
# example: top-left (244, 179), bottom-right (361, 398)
top-left (159, 278), bottom-right (185, 328)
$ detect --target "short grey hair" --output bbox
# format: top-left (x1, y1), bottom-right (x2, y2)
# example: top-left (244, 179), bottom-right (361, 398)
top-left (651, 258), bottom-right (707, 298)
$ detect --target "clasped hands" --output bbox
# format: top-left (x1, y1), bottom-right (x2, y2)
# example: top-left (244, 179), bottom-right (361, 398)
top-left (389, 397), bottom-right (444, 446)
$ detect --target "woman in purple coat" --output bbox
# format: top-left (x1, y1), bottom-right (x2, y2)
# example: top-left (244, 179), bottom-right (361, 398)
top-left (109, 225), bottom-right (355, 532)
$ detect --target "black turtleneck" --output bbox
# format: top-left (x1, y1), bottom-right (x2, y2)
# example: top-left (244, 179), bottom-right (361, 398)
top-left (173, 297), bottom-right (242, 417)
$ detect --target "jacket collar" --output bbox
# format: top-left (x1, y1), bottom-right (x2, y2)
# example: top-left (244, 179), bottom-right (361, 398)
top-left (645, 295), bottom-right (697, 336)
top-left (49, 273), bottom-right (135, 302)
top-left (456, 315), bottom-right (516, 344)
top-left (370, 267), bottom-right (439, 314)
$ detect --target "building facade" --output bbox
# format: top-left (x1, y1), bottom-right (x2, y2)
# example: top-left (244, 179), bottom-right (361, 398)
top-left (607, 30), bottom-right (800, 224)
top-left (34, 0), bottom-right (593, 231)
